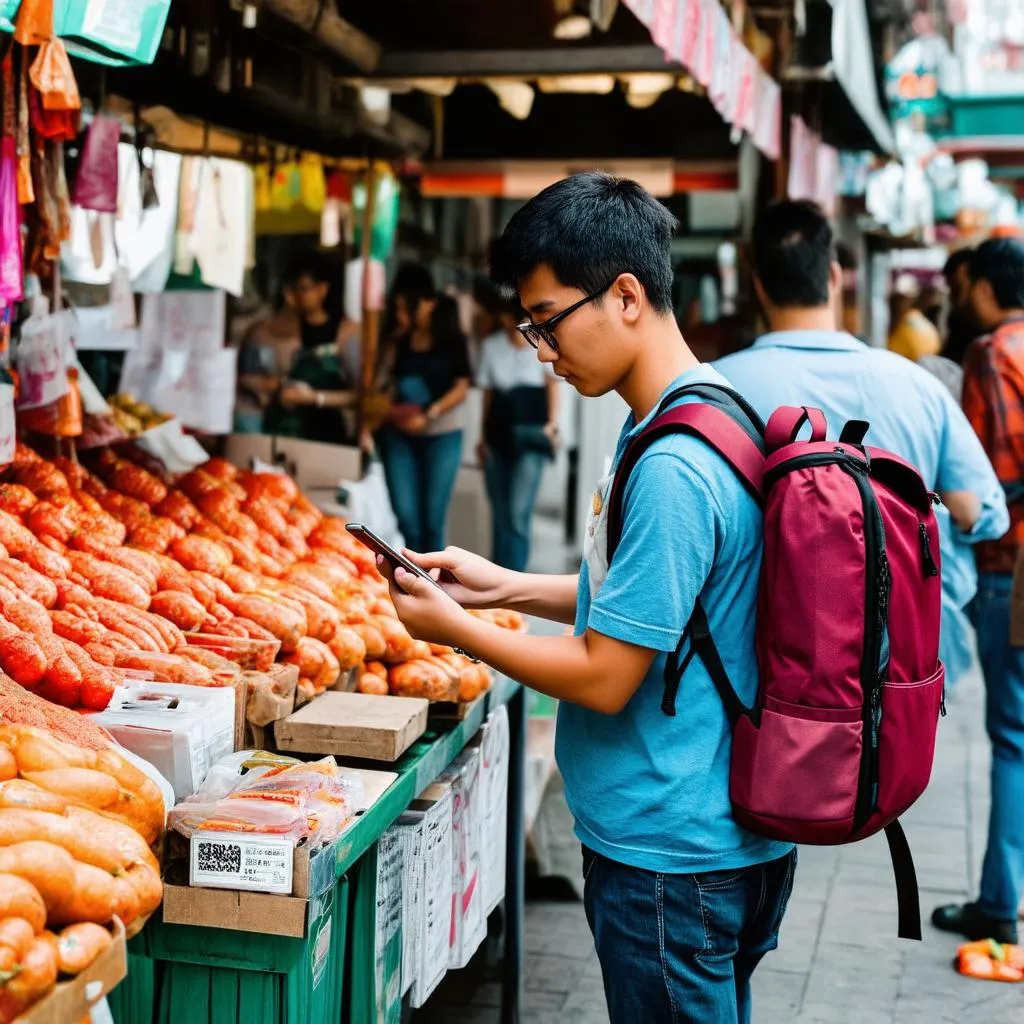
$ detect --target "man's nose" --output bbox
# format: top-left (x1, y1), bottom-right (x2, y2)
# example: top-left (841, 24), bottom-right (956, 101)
top-left (537, 338), bottom-right (558, 363)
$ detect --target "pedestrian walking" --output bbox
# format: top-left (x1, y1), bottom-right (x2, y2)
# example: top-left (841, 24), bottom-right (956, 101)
top-left (378, 172), bottom-right (796, 1024)
top-left (932, 238), bottom-right (1024, 944)
top-left (477, 292), bottom-right (561, 571)
top-left (715, 201), bottom-right (1007, 697)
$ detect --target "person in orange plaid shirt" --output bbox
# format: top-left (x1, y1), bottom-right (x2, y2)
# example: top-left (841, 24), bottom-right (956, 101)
top-left (934, 238), bottom-right (1024, 945)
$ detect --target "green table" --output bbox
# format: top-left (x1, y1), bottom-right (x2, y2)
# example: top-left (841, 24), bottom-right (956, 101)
top-left (120, 678), bottom-right (526, 1024)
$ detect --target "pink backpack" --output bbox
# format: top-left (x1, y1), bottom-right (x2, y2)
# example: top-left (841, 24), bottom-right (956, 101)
top-left (607, 382), bottom-right (944, 940)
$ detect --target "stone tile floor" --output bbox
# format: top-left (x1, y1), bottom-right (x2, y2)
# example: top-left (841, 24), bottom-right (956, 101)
top-left (419, 665), bottom-right (1024, 1022)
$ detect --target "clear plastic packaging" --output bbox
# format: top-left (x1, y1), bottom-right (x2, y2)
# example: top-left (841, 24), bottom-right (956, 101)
top-left (90, 681), bottom-right (235, 801)
top-left (172, 753), bottom-right (364, 847)
top-left (168, 795), bottom-right (310, 841)
top-left (185, 632), bottom-right (281, 672)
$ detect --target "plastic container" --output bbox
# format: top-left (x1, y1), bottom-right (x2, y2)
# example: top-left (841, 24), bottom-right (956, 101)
top-left (90, 681), bottom-right (235, 801)
top-left (185, 632), bottom-right (281, 672)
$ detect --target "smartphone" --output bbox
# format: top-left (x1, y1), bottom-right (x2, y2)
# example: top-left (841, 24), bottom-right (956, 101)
top-left (345, 524), bottom-right (440, 588)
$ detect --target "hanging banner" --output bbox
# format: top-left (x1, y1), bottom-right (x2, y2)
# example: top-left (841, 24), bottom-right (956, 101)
top-left (16, 314), bottom-right (70, 410)
top-left (622, 0), bottom-right (783, 159)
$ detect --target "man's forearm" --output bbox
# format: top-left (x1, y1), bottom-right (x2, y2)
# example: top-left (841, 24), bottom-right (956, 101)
top-left (940, 489), bottom-right (981, 534)
top-left (454, 616), bottom-right (643, 714)
top-left (502, 572), bottom-right (579, 624)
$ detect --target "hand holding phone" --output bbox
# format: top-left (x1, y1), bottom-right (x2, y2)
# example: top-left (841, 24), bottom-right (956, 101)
top-left (345, 524), bottom-right (440, 588)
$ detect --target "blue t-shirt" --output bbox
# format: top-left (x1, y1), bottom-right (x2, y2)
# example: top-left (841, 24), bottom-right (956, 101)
top-left (557, 365), bottom-right (793, 874)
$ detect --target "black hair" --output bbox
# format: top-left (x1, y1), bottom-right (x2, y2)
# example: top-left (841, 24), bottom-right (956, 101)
top-left (752, 200), bottom-right (835, 308)
top-left (284, 250), bottom-right (332, 287)
top-left (969, 239), bottom-right (1024, 310)
top-left (491, 172), bottom-right (678, 313)
top-left (383, 262), bottom-right (436, 339)
top-left (430, 294), bottom-right (467, 354)
top-left (943, 248), bottom-right (973, 282)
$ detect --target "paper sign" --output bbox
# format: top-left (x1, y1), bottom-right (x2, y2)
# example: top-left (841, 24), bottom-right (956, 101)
top-left (0, 384), bottom-right (15, 467)
top-left (189, 830), bottom-right (294, 893)
top-left (120, 345), bottom-right (236, 435)
top-left (138, 290), bottom-right (226, 354)
top-left (109, 267), bottom-right (137, 330)
top-left (16, 315), bottom-right (70, 410)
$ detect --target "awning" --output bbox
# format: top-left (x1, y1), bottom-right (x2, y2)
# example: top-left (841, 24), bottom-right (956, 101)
top-left (827, 0), bottom-right (895, 154)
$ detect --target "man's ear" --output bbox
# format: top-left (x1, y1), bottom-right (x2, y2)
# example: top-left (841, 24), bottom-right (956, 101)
top-left (613, 274), bottom-right (644, 325)
top-left (753, 276), bottom-right (769, 312)
top-left (828, 261), bottom-right (843, 298)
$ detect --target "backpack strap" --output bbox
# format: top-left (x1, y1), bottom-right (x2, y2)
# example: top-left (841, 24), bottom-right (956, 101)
top-left (605, 386), bottom-right (764, 720)
top-left (606, 401), bottom-right (766, 558)
top-left (884, 819), bottom-right (923, 940)
top-left (661, 599), bottom-right (751, 720)
top-left (764, 406), bottom-right (828, 452)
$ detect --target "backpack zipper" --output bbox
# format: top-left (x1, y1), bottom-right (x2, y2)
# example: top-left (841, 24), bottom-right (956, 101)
top-left (844, 463), bottom-right (890, 832)
top-left (918, 523), bottom-right (938, 577)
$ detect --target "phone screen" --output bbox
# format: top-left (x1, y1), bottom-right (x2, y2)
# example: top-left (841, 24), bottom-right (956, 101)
top-left (345, 524), bottom-right (440, 587)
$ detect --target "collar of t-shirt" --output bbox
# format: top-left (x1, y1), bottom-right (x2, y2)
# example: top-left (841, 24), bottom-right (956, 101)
top-left (751, 330), bottom-right (865, 354)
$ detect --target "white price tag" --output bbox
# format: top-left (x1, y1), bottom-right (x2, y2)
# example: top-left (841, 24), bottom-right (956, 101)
top-left (189, 830), bottom-right (294, 894)
top-left (0, 384), bottom-right (14, 467)
top-left (16, 315), bottom-right (69, 410)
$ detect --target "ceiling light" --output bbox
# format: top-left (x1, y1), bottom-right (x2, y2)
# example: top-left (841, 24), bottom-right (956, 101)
top-left (552, 13), bottom-right (592, 39)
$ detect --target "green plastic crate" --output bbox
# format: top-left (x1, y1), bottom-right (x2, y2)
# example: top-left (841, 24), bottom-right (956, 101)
top-left (943, 93), bottom-right (1024, 138)
top-left (150, 877), bottom-right (349, 1024)
top-left (108, 935), bottom-right (159, 1024)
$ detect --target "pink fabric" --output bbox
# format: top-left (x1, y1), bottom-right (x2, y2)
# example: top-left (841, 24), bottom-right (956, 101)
top-left (0, 138), bottom-right (22, 306)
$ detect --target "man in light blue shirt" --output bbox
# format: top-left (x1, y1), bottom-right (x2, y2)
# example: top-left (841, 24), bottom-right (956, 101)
top-left (716, 201), bottom-right (1008, 694)
top-left (380, 173), bottom-right (795, 1024)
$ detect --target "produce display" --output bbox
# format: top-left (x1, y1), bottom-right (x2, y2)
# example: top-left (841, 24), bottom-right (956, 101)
top-left (107, 395), bottom-right (174, 438)
top-left (0, 725), bottom-right (162, 1021)
top-left (0, 430), bottom-right (525, 1017)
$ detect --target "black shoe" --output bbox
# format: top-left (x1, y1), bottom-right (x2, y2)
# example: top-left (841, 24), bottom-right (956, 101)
top-left (931, 902), bottom-right (1018, 944)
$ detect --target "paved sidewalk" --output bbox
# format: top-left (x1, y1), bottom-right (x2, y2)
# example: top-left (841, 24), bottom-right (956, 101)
top-left (421, 667), bottom-right (1024, 1023)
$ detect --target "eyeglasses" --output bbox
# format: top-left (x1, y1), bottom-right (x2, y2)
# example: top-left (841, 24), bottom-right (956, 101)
top-left (516, 281), bottom-right (615, 352)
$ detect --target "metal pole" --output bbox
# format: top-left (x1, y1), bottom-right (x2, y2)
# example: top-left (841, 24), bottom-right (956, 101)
top-left (358, 162), bottom-right (379, 439)
top-left (501, 685), bottom-right (526, 1024)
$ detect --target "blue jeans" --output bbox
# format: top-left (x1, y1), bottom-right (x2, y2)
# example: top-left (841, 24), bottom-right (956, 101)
top-left (484, 449), bottom-right (547, 572)
top-left (379, 428), bottom-right (462, 553)
top-left (583, 848), bottom-right (796, 1024)
top-left (973, 572), bottom-right (1024, 921)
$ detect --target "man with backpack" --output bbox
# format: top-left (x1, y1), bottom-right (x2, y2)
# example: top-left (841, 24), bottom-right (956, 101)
top-left (714, 202), bottom-right (1009, 934)
top-left (931, 238), bottom-right (1024, 945)
top-left (378, 172), bottom-right (796, 1024)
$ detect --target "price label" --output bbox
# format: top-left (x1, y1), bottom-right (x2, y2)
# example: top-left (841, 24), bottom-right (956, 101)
top-left (190, 830), bottom-right (294, 894)
top-left (16, 315), bottom-right (69, 410)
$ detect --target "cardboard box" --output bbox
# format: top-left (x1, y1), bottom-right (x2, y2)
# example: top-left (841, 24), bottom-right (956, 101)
top-left (223, 432), bottom-right (274, 469)
top-left (275, 691), bottom-right (428, 761)
top-left (21, 918), bottom-right (127, 1024)
top-left (162, 835), bottom-right (337, 937)
top-left (273, 437), bottom-right (362, 490)
top-left (439, 745), bottom-right (486, 970)
top-left (480, 705), bottom-right (510, 914)
top-left (403, 782), bottom-right (454, 1009)
top-left (375, 827), bottom-right (404, 1024)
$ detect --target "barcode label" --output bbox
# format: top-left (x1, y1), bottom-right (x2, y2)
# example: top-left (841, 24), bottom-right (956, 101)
top-left (197, 840), bottom-right (241, 874)
top-left (190, 831), bottom-right (294, 893)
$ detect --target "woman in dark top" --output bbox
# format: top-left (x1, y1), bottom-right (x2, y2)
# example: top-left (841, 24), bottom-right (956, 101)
top-left (378, 277), bottom-right (471, 553)
top-left (243, 252), bottom-right (358, 443)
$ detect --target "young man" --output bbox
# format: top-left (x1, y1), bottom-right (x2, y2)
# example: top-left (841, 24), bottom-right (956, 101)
top-left (932, 238), bottom-right (1024, 944)
top-left (715, 201), bottom-right (1007, 700)
top-left (380, 172), bottom-right (795, 1024)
